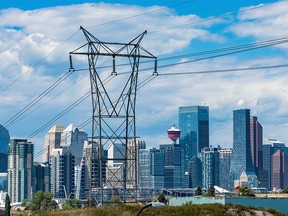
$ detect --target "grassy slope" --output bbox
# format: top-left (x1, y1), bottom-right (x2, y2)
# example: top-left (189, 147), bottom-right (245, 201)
top-left (19, 203), bottom-right (285, 216)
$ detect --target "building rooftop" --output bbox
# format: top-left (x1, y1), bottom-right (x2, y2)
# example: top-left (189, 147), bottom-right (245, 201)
top-left (48, 125), bottom-right (65, 133)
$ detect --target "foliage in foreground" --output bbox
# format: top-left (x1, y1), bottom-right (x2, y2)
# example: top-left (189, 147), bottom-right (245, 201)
top-left (18, 203), bottom-right (285, 216)
top-left (28, 191), bottom-right (58, 212)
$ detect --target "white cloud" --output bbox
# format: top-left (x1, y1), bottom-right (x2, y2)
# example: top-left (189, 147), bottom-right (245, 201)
top-left (1, 2), bottom-right (288, 157)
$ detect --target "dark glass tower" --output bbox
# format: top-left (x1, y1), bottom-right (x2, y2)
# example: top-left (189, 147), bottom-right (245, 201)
top-left (230, 109), bottom-right (254, 188)
top-left (179, 106), bottom-right (209, 173)
top-left (250, 116), bottom-right (263, 171)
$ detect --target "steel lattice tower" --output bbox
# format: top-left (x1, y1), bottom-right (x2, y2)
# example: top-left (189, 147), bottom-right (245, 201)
top-left (70, 27), bottom-right (157, 204)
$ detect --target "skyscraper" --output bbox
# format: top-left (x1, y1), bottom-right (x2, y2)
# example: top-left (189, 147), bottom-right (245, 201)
top-left (160, 143), bottom-right (183, 189)
top-left (50, 148), bottom-right (75, 199)
top-left (250, 116), bottom-right (263, 171)
top-left (60, 124), bottom-right (87, 166)
top-left (219, 148), bottom-right (232, 190)
top-left (0, 124), bottom-right (10, 173)
top-left (271, 149), bottom-right (288, 190)
top-left (127, 140), bottom-right (146, 188)
top-left (42, 125), bottom-right (64, 163)
top-left (188, 156), bottom-right (202, 188)
top-left (33, 162), bottom-right (50, 193)
top-left (138, 148), bottom-right (164, 197)
top-left (201, 147), bottom-right (220, 189)
top-left (230, 109), bottom-right (254, 188)
top-left (8, 139), bottom-right (34, 203)
top-left (179, 106), bottom-right (209, 174)
top-left (75, 141), bottom-right (106, 200)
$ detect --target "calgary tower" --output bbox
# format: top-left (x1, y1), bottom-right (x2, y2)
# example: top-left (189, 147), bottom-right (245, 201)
top-left (167, 124), bottom-right (181, 144)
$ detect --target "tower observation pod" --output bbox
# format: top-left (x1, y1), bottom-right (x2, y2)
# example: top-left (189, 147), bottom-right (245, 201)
top-left (167, 124), bottom-right (181, 144)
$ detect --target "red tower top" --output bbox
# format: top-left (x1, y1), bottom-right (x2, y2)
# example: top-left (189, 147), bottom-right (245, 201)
top-left (167, 124), bottom-right (181, 144)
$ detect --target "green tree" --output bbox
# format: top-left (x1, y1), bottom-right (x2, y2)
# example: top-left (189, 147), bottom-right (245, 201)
top-left (62, 198), bottom-right (81, 210)
top-left (5, 194), bottom-right (11, 216)
top-left (21, 199), bottom-right (30, 207)
top-left (28, 191), bottom-right (58, 212)
top-left (195, 187), bottom-right (202, 196)
top-left (157, 192), bottom-right (166, 203)
top-left (239, 187), bottom-right (255, 197)
top-left (84, 198), bottom-right (97, 208)
top-left (283, 186), bottom-right (288, 193)
top-left (207, 187), bottom-right (215, 197)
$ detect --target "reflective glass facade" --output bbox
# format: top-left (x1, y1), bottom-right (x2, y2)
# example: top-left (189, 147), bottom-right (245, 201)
top-left (179, 106), bottom-right (209, 173)
top-left (230, 109), bottom-right (254, 186)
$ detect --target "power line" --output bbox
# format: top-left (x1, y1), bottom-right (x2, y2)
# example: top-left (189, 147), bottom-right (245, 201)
top-left (0, 30), bottom-right (80, 95)
top-left (149, 0), bottom-right (286, 34)
top-left (0, 0), bottom-right (195, 95)
top-left (157, 63), bottom-right (288, 76)
top-left (3, 69), bottom-right (77, 128)
top-left (85, 0), bottom-right (196, 29)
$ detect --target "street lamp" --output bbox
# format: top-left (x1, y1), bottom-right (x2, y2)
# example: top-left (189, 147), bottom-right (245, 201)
top-left (135, 201), bottom-right (165, 216)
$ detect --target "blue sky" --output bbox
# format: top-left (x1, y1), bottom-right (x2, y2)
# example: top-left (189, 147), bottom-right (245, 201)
top-left (0, 0), bottom-right (288, 160)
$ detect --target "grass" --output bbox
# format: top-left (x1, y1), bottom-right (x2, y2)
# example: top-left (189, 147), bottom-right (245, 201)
top-left (15, 203), bottom-right (286, 216)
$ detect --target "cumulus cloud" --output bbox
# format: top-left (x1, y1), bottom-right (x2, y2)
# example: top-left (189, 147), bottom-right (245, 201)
top-left (1, 1), bottom-right (288, 157)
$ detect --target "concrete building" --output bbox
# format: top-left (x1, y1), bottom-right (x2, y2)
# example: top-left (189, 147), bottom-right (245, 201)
top-left (8, 139), bottom-right (34, 203)
top-left (127, 140), bottom-right (146, 189)
top-left (42, 125), bottom-right (64, 163)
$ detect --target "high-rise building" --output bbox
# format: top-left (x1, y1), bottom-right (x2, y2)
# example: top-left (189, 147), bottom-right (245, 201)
top-left (230, 109), bottom-right (254, 188)
top-left (201, 147), bottom-right (220, 189)
top-left (138, 148), bottom-right (164, 193)
top-left (0, 124), bottom-right (10, 173)
top-left (0, 124), bottom-right (10, 154)
top-left (263, 139), bottom-right (288, 190)
top-left (219, 148), bottom-right (232, 190)
top-left (179, 106), bottom-right (209, 174)
top-left (60, 124), bottom-right (87, 166)
top-left (250, 117), bottom-right (263, 171)
top-left (33, 162), bottom-right (50, 193)
top-left (8, 139), bottom-right (34, 203)
top-left (42, 125), bottom-right (64, 163)
top-left (160, 143), bottom-right (183, 188)
top-left (0, 173), bottom-right (8, 192)
top-left (50, 148), bottom-right (75, 199)
top-left (106, 143), bottom-right (125, 189)
top-left (188, 156), bottom-right (202, 188)
top-left (271, 149), bottom-right (288, 190)
top-left (127, 140), bottom-right (146, 188)
top-left (75, 141), bottom-right (106, 200)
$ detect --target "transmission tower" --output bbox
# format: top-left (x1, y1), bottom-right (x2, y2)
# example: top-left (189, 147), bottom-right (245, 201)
top-left (70, 27), bottom-right (157, 204)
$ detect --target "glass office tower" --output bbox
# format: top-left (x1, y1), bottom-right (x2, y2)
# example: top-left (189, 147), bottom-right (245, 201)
top-left (230, 109), bottom-right (254, 188)
top-left (179, 106), bottom-right (209, 173)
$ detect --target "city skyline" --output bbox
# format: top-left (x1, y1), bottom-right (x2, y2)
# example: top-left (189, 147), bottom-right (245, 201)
top-left (1, 0), bottom-right (288, 157)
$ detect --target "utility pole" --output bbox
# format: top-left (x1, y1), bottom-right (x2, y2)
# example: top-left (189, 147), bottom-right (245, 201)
top-left (70, 27), bottom-right (157, 204)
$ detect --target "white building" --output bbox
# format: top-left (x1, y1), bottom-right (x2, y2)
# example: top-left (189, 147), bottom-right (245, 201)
top-left (42, 125), bottom-right (64, 163)
top-left (60, 124), bottom-right (87, 166)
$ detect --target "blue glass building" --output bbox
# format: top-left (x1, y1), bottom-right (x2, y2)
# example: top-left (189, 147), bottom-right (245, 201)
top-left (230, 109), bottom-right (254, 188)
top-left (160, 144), bottom-right (183, 188)
top-left (179, 106), bottom-right (209, 174)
